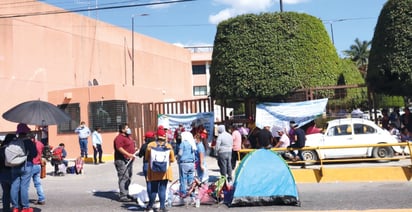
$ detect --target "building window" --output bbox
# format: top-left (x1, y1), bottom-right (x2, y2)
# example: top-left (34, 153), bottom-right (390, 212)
top-left (193, 86), bottom-right (207, 96)
top-left (89, 100), bottom-right (128, 132)
top-left (57, 103), bottom-right (80, 133)
top-left (192, 65), bottom-right (206, 75)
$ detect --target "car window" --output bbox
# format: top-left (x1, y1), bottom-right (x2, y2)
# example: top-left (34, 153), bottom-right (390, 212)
top-left (328, 124), bottom-right (351, 136)
top-left (354, 123), bottom-right (376, 135)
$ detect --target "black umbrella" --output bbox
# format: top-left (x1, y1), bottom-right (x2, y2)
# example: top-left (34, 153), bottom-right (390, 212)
top-left (2, 100), bottom-right (71, 125)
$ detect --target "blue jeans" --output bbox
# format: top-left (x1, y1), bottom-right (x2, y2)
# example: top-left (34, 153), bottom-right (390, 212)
top-left (142, 162), bottom-right (151, 196)
top-left (32, 164), bottom-right (45, 202)
top-left (148, 180), bottom-right (167, 209)
top-left (11, 162), bottom-right (33, 209)
top-left (179, 162), bottom-right (195, 196)
top-left (79, 138), bottom-right (88, 157)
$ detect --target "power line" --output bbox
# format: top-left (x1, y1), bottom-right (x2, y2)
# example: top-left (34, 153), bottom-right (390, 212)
top-left (0, 0), bottom-right (195, 19)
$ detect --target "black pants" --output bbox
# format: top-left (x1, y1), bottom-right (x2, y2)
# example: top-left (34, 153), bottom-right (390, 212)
top-left (93, 144), bottom-right (103, 163)
top-left (231, 151), bottom-right (239, 170)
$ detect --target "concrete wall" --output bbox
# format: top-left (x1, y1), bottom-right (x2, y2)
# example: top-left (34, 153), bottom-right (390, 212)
top-left (0, 1), bottom-right (194, 133)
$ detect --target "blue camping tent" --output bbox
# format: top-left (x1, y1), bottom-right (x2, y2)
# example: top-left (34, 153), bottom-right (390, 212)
top-left (229, 149), bottom-right (300, 207)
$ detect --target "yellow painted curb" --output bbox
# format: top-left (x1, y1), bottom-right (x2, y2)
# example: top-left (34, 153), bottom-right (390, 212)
top-left (292, 166), bottom-right (412, 183)
top-left (83, 154), bottom-right (114, 163)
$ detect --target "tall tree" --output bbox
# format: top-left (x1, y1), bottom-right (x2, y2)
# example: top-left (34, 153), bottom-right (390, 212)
top-left (343, 38), bottom-right (371, 78)
top-left (367, 0), bottom-right (412, 97)
top-left (209, 12), bottom-right (341, 101)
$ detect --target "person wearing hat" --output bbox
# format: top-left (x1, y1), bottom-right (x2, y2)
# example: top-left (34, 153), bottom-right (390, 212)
top-left (145, 126), bottom-right (175, 212)
top-left (113, 123), bottom-right (136, 202)
top-left (137, 131), bottom-right (156, 197)
top-left (274, 128), bottom-right (291, 160)
top-left (10, 123), bottom-right (38, 212)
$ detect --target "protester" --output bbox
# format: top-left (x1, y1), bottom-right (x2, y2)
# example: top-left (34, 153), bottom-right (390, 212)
top-left (51, 143), bottom-right (68, 176)
top-left (194, 133), bottom-right (208, 183)
top-left (10, 123), bottom-right (37, 212)
top-left (0, 133), bottom-right (16, 212)
top-left (137, 131), bottom-right (156, 198)
top-left (247, 121), bottom-right (260, 149)
top-left (177, 131), bottom-right (196, 202)
top-left (92, 126), bottom-right (104, 164)
top-left (74, 121), bottom-right (91, 158)
top-left (113, 123), bottom-right (136, 202)
top-left (274, 129), bottom-right (291, 160)
top-left (145, 127), bottom-right (175, 212)
top-left (389, 107), bottom-right (401, 129)
top-left (40, 125), bottom-right (48, 146)
top-left (288, 121), bottom-right (296, 145)
top-left (31, 136), bottom-right (46, 205)
top-left (401, 107), bottom-right (412, 132)
top-left (230, 125), bottom-right (242, 171)
top-left (215, 125), bottom-right (233, 182)
top-left (289, 123), bottom-right (307, 168)
top-left (257, 125), bottom-right (273, 149)
top-left (174, 124), bottom-right (185, 155)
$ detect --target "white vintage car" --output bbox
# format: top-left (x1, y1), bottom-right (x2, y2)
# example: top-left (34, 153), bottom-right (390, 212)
top-left (302, 118), bottom-right (405, 163)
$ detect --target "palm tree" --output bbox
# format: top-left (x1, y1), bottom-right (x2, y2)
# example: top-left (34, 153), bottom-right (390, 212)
top-left (343, 38), bottom-right (371, 78)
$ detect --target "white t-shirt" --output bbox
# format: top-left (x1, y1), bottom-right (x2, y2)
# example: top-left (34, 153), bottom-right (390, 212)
top-left (278, 133), bottom-right (290, 148)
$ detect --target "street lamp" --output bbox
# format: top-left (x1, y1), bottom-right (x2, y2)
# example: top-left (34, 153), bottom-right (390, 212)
top-left (326, 19), bottom-right (346, 45)
top-left (131, 13), bottom-right (149, 86)
top-left (279, 0), bottom-right (283, 12)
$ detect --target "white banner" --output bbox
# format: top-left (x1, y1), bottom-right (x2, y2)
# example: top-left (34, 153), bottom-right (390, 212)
top-left (255, 98), bottom-right (328, 130)
top-left (157, 112), bottom-right (214, 143)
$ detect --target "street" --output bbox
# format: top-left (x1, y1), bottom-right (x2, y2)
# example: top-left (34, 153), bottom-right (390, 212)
top-left (2, 156), bottom-right (412, 212)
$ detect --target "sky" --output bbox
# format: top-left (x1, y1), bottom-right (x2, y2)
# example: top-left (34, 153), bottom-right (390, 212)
top-left (40, 0), bottom-right (388, 56)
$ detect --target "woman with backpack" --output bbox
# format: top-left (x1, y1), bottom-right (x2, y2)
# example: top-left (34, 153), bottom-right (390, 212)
top-left (144, 127), bottom-right (175, 212)
top-left (10, 123), bottom-right (38, 212)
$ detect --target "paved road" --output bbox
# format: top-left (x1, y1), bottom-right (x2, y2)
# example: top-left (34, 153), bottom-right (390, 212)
top-left (6, 156), bottom-right (412, 212)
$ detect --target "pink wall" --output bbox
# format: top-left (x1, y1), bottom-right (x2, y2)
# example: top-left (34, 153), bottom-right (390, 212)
top-left (0, 1), bottom-right (195, 135)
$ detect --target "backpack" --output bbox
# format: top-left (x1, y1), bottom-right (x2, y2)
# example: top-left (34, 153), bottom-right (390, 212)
top-left (4, 138), bottom-right (27, 167)
top-left (52, 147), bottom-right (63, 161)
top-left (150, 141), bottom-right (171, 172)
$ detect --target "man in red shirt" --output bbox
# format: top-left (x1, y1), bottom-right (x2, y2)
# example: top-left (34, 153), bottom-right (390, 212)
top-left (113, 123), bottom-right (136, 202)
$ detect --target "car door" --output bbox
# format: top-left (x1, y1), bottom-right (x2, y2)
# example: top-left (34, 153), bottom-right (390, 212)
top-left (352, 123), bottom-right (378, 156)
top-left (322, 123), bottom-right (360, 158)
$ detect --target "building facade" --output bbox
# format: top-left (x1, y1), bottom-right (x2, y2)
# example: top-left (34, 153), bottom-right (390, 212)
top-left (0, 0), bottom-right (212, 157)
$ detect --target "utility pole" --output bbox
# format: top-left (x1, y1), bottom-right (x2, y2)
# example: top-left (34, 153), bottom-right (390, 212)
top-left (131, 13), bottom-right (149, 86)
top-left (280, 0), bottom-right (283, 12)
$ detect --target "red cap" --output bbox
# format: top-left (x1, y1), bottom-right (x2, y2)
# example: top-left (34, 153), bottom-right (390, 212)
top-left (145, 131), bottom-right (155, 138)
top-left (157, 125), bottom-right (166, 139)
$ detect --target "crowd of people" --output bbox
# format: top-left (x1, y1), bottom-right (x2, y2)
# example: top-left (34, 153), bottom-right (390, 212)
top-left (110, 118), bottom-right (311, 212)
top-left (379, 107), bottom-right (412, 154)
top-left (0, 118), bottom-right (310, 212)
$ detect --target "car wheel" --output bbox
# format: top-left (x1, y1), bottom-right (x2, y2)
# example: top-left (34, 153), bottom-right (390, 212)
top-left (372, 146), bottom-right (394, 163)
top-left (301, 150), bottom-right (318, 165)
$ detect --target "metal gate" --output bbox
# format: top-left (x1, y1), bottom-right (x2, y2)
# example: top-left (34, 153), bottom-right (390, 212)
top-left (127, 98), bottom-right (212, 148)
